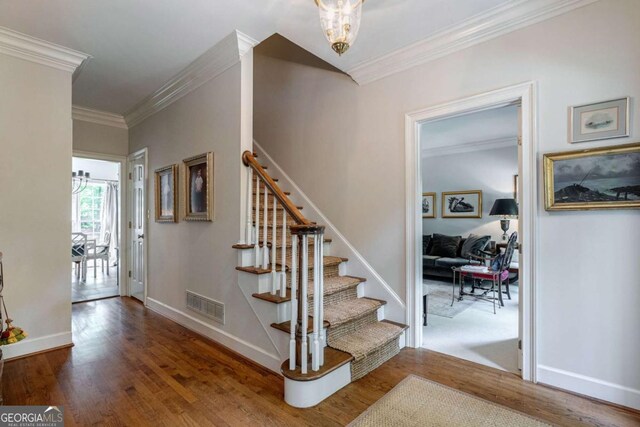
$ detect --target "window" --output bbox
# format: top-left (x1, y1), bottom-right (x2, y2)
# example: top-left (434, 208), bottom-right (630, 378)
top-left (72, 182), bottom-right (106, 241)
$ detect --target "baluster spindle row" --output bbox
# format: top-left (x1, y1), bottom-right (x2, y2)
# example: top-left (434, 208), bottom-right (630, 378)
top-left (271, 196), bottom-right (277, 294)
top-left (254, 174), bottom-right (260, 267)
top-left (289, 235), bottom-right (298, 370)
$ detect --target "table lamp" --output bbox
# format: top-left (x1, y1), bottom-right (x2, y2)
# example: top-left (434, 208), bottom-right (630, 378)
top-left (489, 198), bottom-right (518, 241)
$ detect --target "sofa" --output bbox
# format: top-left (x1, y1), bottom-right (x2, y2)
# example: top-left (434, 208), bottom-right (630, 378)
top-left (422, 233), bottom-right (491, 279)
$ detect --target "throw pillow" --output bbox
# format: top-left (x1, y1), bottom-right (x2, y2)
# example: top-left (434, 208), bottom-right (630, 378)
top-left (460, 234), bottom-right (491, 258)
top-left (429, 234), bottom-right (461, 258)
top-left (422, 235), bottom-right (432, 255)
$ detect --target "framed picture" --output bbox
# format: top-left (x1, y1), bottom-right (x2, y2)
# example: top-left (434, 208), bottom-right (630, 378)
top-left (154, 164), bottom-right (178, 222)
top-left (569, 97), bottom-right (629, 143)
top-left (422, 192), bottom-right (436, 218)
top-left (544, 142), bottom-right (640, 211)
top-left (183, 152), bottom-right (214, 221)
top-left (441, 190), bottom-right (482, 218)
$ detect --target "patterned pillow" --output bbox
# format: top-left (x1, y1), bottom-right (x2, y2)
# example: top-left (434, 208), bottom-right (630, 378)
top-left (429, 234), bottom-right (462, 258)
top-left (422, 235), bottom-right (433, 255)
top-left (460, 234), bottom-right (491, 258)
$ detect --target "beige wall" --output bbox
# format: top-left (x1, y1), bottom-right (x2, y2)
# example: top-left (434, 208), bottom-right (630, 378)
top-left (0, 54), bottom-right (73, 358)
top-left (254, 0), bottom-right (640, 407)
top-left (129, 62), bottom-right (277, 358)
top-left (73, 119), bottom-right (128, 156)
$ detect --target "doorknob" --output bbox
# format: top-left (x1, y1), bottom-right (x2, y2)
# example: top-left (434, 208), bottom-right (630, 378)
top-left (138, 234), bottom-right (144, 239)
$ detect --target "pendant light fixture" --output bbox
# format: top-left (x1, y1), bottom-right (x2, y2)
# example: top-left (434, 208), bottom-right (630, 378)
top-left (315, 0), bottom-right (365, 56)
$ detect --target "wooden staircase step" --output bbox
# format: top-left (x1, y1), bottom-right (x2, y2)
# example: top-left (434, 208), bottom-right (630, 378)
top-left (252, 289), bottom-right (291, 304)
top-left (253, 204), bottom-right (303, 211)
top-left (271, 317), bottom-right (329, 334)
top-left (235, 266), bottom-right (272, 275)
top-left (277, 255), bottom-right (347, 271)
top-left (281, 347), bottom-right (353, 381)
top-left (260, 237), bottom-right (332, 249)
top-left (324, 297), bottom-right (385, 328)
top-left (250, 275), bottom-right (365, 305)
top-left (328, 321), bottom-right (405, 362)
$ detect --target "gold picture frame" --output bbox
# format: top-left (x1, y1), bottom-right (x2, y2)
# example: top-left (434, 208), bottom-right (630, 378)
top-left (544, 142), bottom-right (640, 211)
top-left (422, 192), bottom-right (436, 218)
top-left (183, 152), bottom-right (214, 221)
top-left (154, 164), bottom-right (178, 223)
top-left (441, 190), bottom-right (482, 218)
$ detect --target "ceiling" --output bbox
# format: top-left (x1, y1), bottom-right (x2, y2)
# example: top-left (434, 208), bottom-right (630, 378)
top-left (420, 104), bottom-right (519, 155)
top-left (0, 0), bottom-right (511, 114)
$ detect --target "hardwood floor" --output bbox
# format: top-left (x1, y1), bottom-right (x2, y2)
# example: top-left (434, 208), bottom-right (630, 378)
top-left (4, 297), bottom-right (639, 426)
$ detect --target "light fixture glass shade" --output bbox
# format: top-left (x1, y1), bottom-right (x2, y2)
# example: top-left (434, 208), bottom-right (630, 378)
top-left (315, 0), bottom-right (364, 56)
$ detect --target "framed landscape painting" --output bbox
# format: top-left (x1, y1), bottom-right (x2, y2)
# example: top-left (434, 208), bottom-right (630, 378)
top-left (569, 97), bottom-right (629, 143)
top-left (544, 143), bottom-right (640, 210)
top-left (422, 192), bottom-right (436, 218)
top-left (442, 190), bottom-right (482, 218)
top-left (183, 152), bottom-right (214, 221)
top-left (154, 164), bottom-right (178, 223)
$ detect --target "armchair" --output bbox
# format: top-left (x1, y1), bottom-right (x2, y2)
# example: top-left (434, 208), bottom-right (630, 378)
top-left (86, 231), bottom-right (111, 278)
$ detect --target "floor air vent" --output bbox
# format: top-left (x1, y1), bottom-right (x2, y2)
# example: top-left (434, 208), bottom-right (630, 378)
top-left (186, 290), bottom-right (225, 324)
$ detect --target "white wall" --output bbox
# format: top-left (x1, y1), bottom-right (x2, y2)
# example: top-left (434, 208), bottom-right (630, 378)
top-left (128, 59), bottom-right (279, 364)
top-left (422, 146), bottom-right (518, 242)
top-left (254, 0), bottom-right (640, 409)
top-left (0, 54), bottom-right (73, 358)
top-left (73, 119), bottom-right (128, 156)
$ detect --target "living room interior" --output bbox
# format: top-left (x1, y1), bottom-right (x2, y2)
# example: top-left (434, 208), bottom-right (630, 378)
top-left (0, 0), bottom-right (639, 425)
top-left (420, 105), bottom-right (521, 374)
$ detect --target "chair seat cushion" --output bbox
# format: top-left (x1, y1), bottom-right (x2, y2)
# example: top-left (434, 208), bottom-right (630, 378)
top-left (435, 257), bottom-right (471, 269)
top-left (423, 255), bottom-right (440, 268)
top-left (462, 269), bottom-right (509, 281)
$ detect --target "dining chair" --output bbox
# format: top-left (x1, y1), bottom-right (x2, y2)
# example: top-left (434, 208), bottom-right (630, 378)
top-left (71, 232), bottom-right (88, 283)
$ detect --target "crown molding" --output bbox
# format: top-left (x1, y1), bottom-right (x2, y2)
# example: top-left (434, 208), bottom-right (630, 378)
top-left (348, 0), bottom-right (599, 85)
top-left (0, 26), bottom-right (89, 73)
top-left (72, 105), bottom-right (128, 129)
top-left (422, 136), bottom-right (517, 158)
top-left (125, 30), bottom-right (258, 128)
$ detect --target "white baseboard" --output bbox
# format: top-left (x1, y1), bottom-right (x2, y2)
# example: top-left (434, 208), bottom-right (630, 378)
top-left (538, 365), bottom-right (640, 411)
top-left (2, 331), bottom-right (73, 360)
top-left (146, 297), bottom-right (282, 373)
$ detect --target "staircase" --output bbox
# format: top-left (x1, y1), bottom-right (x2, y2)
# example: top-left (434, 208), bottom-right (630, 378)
top-left (234, 151), bottom-right (407, 407)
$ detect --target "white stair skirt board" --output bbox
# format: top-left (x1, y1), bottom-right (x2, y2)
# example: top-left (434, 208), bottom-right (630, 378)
top-left (146, 297), bottom-right (282, 373)
top-left (538, 365), bottom-right (640, 411)
top-left (284, 362), bottom-right (352, 408)
top-left (1, 331), bottom-right (73, 360)
top-left (253, 141), bottom-right (406, 324)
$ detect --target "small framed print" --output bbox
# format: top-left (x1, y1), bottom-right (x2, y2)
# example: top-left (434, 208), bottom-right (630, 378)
top-left (442, 190), bottom-right (482, 218)
top-left (154, 164), bottom-right (178, 223)
top-left (422, 192), bottom-right (436, 218)
top-left (183, 152), bottom-right (214, 221)
top-left (570, 97), bottom-right (630, 143)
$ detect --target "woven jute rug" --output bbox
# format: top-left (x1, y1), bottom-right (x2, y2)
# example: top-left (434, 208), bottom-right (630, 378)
top-left (348, 375), bottom-right (550, 427)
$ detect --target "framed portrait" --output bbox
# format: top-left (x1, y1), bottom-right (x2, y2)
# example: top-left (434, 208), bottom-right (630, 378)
top-left (154, 164), bottom-right (178, 222)
top-left (442, 190), bottom-right (482, 218)
top-left (422, 192), bottom-right (436, 218)
top-left (569, 97), bottom-right (629, 143)
top-left (183, 152), bottom-right (214, 221)
top-left (544, 142), bottom-right (640, 211)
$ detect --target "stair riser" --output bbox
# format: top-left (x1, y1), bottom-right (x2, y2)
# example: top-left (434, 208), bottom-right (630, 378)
top-left (280, 264), bottom-right (340, 288)
top-left (308, 287), bottom-right (358, 314)
top-left (327, 311), bottom-right (379, 343)
top-left (350, 337), bottom-right (400, 381)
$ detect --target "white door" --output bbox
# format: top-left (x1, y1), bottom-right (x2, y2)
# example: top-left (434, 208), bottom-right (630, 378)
top-left (517, 105), bottom-right (524, 373)
top-left (129, 151), bottom-right (146, 302)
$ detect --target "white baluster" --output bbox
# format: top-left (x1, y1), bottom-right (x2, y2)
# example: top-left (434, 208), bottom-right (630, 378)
top-left (245, 167), bottom-right (253, 245)
top-left (254, 175), bottom-right (260, 267)
top-left (301, 235), bottom-right (309, 375)
top-left (312, 234), bottom-right (320, 371)
top-left (262, 185), bottom-right (269, 269)
top-left (289, 235), bottom-right (298, 371)
top-left (318, 231), bottom-right (325, 367)
top-left (280, 209), bottom-right (287, 297)
top-left (271, 197), bottom-right (277, 295)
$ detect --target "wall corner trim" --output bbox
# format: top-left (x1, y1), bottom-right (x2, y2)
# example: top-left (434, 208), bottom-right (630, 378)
top-left (124, 30), bottom-right (258, 128)
top-left (0, 26), bottom-right (89, 73)
top-left (72, 105), bottom-right (128, 129)
top-left (346, 0), bottom-right (599, 85)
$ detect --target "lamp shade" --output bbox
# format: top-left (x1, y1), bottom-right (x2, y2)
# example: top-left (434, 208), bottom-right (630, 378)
top-left (489, 198), bottom-right (519, 217)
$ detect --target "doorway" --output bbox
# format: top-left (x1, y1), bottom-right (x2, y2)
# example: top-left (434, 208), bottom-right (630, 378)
top-left (71, 154), bottom-right (124, 303)
top-left (405, 82), bottom-right (537, 382)
top-left (128, 148), bottom-right (147, 303)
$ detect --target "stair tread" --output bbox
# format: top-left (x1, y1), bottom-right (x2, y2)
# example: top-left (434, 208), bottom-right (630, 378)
top-left (281, 347), bottom-right (353, 382)
top-left (251, 275), bottom-right (364, 304)
top-left (329, 321), bottom-right (405, 361)
top-left (271, 317), bottom-right (329, 334)
top-left (324, 297), bottom-right (384, 328)
top-left (252, 289), bottom-right (291, 304)
top-left (277, 255), bottom-right (346, 271)
top-left (259, 237), bottom-right (332, 249)
top-left (236, 266), bottom-right (271, 275)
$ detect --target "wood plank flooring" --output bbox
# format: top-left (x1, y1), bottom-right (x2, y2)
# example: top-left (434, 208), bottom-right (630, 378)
top-left (3, 297), bottom-right (639, 426)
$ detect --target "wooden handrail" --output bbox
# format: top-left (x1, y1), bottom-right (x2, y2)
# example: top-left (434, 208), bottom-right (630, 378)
top-left (242, 150), bottom-right (311, 226)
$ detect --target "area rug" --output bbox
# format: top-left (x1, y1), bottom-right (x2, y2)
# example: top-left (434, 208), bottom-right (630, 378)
top-left (348, 375), bottom-right (550, 427)
top-left (426, 280), bottom-right (475, 318)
